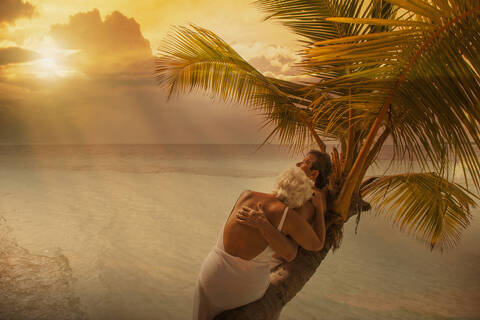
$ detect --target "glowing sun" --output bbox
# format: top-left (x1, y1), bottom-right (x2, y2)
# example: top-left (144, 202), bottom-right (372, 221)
top-left (36, 55), bottom-right (62, 77)
top-left (40, 57), bottom-right (58, 69)
top-left (33, 38), bottom-right (73, 78)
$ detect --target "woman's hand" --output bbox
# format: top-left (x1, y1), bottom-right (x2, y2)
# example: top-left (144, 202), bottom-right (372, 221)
top-left (236, 203), bottom-right (268, 229)
top-left (311, 188), bottom-right (327, 216)
top-left (238, 203), bottom-right (298, 262)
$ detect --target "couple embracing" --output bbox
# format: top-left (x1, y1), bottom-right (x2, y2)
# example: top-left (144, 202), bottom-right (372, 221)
top-left (193, 150), bottom-right (333, 320)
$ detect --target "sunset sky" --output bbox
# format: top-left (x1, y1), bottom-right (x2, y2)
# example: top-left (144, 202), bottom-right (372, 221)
top-left (0, 0), bottom-right (304, 144)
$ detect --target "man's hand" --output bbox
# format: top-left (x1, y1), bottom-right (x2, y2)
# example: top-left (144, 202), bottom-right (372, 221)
top-left (236, 203), bottom-right (268, 229)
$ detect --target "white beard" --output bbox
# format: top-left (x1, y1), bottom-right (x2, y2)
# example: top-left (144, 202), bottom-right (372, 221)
top-left (273, 166), bottom-right (315, 209)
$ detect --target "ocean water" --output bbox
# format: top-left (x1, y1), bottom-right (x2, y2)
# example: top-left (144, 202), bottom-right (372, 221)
top-left (0, 144), bottom-right (478, 320)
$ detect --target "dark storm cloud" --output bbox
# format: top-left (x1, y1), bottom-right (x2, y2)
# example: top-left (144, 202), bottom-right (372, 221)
top-left (0, 46), bottom-right (40, 65)
top-left (50, 9), bottom-right (152, 75)
top-left (0, 0), bottom-right (35, 27)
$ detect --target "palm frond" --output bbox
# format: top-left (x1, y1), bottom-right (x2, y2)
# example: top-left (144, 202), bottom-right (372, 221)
top-left (319, 3), bottom-right (480, 217)
top-left (154, 25), bottom-right (325, 151)
top-left (326, 17), bottom-right (433, 27)
top-left (254, 0), bottom-right (374, 43)
top-left (362, 172), bottom-right (478, 251)
top-left (156, 25), bottom-right (265, 103)
top-left (252, 1), bottom-right (402, 166)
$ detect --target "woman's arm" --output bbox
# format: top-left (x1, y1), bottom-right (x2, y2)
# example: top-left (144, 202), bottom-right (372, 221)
top-left (311, 189), bottom-right (327, 249)
top-left (282, 190), bottom-right (327, 251)
top-left (272, 236), bottom-right (298, 262)
top-left (236, 204), bottom-right (298, 262)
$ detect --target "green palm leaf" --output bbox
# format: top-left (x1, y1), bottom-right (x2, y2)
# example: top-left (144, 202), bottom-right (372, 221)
top-left (310, 2), bottom-right (480, 216)
top-left (362, 173), bottom-right (478, 251)
top-left (254, 0), bottom-right (374, 42)
top-left (153, 2), bottom-right (480, 233)
top-left (253, 1), bottom-right (400, 166)
top-left (156, 25), bottom-right (265, 103)
top-left (154, 25), bottom-right (326, 153)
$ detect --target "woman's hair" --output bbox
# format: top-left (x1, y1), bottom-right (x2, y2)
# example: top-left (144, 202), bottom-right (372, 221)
top-left (307, 150), bottom-right (332, 189)
top-left (273, 166), bottom-right (315, 208)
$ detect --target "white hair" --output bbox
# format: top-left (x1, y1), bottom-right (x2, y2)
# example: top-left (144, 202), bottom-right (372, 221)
top-left (273, 166), bottom-right (315, 208)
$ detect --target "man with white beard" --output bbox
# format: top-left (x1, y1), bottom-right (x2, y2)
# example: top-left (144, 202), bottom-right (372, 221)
top-left (193, 150), bottom-right (332, 320)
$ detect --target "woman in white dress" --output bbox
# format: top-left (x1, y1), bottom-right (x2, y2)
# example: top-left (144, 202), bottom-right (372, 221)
top-left (193, 150), bottom-right (332, 320)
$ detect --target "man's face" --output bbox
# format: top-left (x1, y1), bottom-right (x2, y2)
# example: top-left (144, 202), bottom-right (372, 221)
top-left (296, 153), bottom-right (318, 181)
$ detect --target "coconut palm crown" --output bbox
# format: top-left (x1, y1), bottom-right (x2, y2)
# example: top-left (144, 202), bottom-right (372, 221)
top-left (155, 0), bottom-right (480, 252)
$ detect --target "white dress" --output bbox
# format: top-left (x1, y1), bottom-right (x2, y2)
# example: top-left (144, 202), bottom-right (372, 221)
top-left (192, 206), bottom-right (289, 320)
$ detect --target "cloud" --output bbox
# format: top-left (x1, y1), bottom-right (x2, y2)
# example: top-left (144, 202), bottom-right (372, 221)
top-left (0, 0), bottom-right (35, 27)
top-left (232, 42), bottom-right (305, 81)
top-left (50, 9), bottom-right (153, 76)
top-left (0, 7), bottom-right (282, 145)
top-left (248, 54), bottom-right (297, 76)
top-left (0, 46), bottom-right (40, 65)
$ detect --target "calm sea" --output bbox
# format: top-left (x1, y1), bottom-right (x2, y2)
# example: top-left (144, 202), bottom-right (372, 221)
top-left (0, 144), bottom-right (478, 320)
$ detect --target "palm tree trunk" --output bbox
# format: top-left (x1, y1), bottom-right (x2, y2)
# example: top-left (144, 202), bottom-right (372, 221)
top-left (214, 221), bottom-right (339, 320)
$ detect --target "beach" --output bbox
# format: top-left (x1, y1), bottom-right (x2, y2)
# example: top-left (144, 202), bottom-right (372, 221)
top-left (0, 144), bottom-right (479, 320)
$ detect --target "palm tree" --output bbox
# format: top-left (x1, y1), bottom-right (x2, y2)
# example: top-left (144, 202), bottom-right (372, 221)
top-left (154, 1), bottom-right (480, 318)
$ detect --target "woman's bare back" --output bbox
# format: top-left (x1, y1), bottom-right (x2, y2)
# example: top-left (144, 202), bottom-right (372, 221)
top-left (222, 190), bottom-right (288, 260)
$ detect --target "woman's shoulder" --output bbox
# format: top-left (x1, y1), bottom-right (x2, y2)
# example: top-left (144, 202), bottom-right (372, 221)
top-left (263, 197), bottom-right (287, 215)
top-left (239, 190), bottom-right (284, 213)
